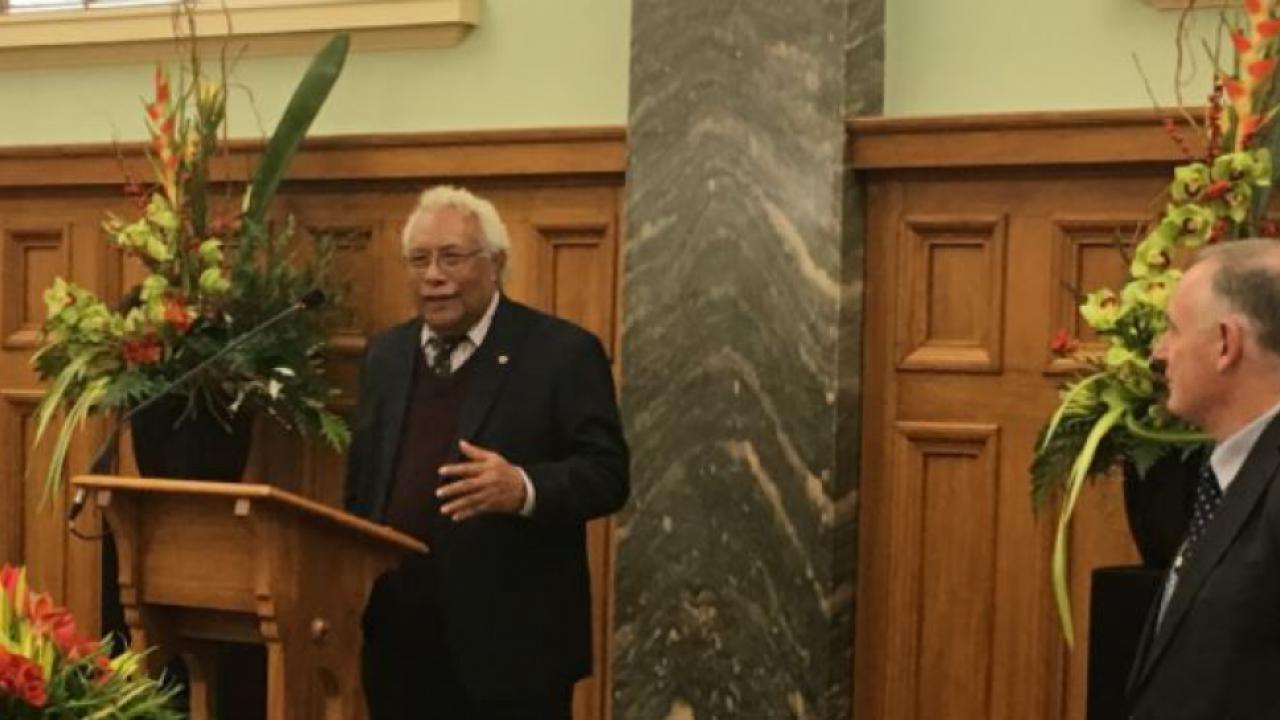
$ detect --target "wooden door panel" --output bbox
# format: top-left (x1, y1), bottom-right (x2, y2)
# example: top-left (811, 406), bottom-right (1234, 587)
top-left (859, 171), bottom-right (1157, 720)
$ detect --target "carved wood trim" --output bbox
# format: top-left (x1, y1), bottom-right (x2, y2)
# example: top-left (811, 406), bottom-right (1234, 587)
top-left (848, 109), bottom-right (1201, 170)
top-left (0, 127), bottom-right (627, 188)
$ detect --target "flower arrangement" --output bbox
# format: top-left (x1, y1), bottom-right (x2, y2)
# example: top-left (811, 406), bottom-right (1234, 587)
top-left (31, 30), bottom-right (354, 499)
top-left (1032, 1), bottom-right (1280, 645)
top-left (0, 565), bottom-right (180, 718)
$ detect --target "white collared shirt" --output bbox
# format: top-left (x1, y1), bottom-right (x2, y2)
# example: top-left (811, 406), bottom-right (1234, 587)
top-left (420, 290), bottom-right (500, 374)
top-left (1156, 398), bottom-right (1280, 627)
top-left (1209, 399), bottom-right (1280, 494)
top-left (419, 291), bottom-right (536, 516)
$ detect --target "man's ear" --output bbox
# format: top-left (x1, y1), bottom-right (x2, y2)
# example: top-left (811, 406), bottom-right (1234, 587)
top-left (1217, 316), bottom-right (1248, 371)
top-left (492, 250), bottom-right (508, 282)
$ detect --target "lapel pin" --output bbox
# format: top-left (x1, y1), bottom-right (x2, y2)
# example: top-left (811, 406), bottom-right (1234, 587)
top-left (498, 355), bottom-right (509, 365)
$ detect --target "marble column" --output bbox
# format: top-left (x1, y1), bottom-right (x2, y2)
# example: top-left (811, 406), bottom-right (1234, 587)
top-left (615, 1), bottom-right (884, 719)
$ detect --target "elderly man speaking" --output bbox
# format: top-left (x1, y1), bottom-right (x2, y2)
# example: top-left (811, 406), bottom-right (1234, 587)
top-left (346, 186), bottom-right (630, 720)
top-left (1126, 238), bottom-right (1280, 719)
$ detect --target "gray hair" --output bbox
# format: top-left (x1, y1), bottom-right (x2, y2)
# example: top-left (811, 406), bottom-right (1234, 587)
top-left (1197, 238), bottom-right (1280, 357)
top-left (401, 185), bottom-right (511, 258)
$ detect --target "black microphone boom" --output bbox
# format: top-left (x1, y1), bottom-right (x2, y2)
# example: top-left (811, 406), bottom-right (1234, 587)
top-left (67, 289), bottom-right (327, 524)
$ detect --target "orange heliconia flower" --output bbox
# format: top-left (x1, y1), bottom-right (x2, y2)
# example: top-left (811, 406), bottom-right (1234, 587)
top-left (1259, 18), bottom-right (1280, 37)
top-left (1224, 77), bottom-right (1248, 101)
top-left (153, 65), bottom-right (170, 105)
top-left (1249, 57), bottom-right (1278, 81)
top-left (1233, 30), bottom-right (1253, 54)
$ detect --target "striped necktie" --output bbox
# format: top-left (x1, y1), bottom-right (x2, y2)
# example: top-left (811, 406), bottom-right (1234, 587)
top-left (425, 335), bottom-right (464, 377)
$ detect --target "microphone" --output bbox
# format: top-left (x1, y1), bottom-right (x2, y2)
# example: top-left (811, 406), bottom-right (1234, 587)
top-left (67, 289), bottom-right (327, 527)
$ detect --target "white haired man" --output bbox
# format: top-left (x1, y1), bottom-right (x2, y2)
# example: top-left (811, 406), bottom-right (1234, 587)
top-left (346, 186), bottom-right (630, 720)
top-left (1126, 238), bottom-right (1280, 719)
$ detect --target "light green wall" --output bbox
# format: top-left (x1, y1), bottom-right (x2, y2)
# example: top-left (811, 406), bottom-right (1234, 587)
top-left (886, 0), bottom-right (1222, 116)
top-left (0, 0), bottom-right (631, 145)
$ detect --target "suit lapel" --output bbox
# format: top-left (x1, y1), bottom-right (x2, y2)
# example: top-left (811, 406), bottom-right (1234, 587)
top-left (1132, 415), bottom-right (1280, 691)
top-left (373, 320), bottom-right (421, 517)
top-left (454, 296), bottom-right (533, 457)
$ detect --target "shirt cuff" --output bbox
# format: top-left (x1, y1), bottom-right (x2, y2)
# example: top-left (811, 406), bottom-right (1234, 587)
top-left (518, 468), bottom-right (536, 516)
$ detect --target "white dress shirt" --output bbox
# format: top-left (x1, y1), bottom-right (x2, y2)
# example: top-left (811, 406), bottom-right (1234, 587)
top-left (420, 292), bottom-right (536, 516)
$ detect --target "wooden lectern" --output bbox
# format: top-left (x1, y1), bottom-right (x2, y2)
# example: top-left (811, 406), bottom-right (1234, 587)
top-left (72, 475), bottom-right (427, 720)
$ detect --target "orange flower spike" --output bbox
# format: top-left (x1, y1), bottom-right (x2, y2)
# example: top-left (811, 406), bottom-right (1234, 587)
top-left (0, 564), bottom-right (17, 595)
top-left (1225, 77), bottom-right (1248, 101)
top-left (1240, 114), bottom-right (1264, 147)
top-left (1245, 0), bottom-right (1263, 16)
top-left (1248, 57), bottom-right (1277, 81)
top-left (1233, 30), bottom-right (1253, 54)
top-left (159, 116), bottom-right (175, 142)
top-left (153, 64), bottom-right (170, 107)
top-left (1259, 18), bottom-right (1280, 37)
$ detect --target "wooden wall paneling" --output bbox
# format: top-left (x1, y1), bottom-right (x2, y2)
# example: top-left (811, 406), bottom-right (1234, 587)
top-left (853, 179), bottom-right (902, 720)
top-left (896, 216), bottom-right (1007, 373)
top-left (885, 422), bottom-right (1001, 720)
top-left (535, 217), bottom-right (617, 354)
top-left (2, 224), bottom-right (71, 350)
top-left (0, 391), bottom-right (39, 567)
top-left (850, 112), bottom-right (1179, 720)
top-left (0, 201), bottom-right (107, 633)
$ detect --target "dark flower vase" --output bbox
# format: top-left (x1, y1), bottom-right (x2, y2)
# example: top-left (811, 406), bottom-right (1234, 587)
top-left (1121, 450), bottom-right (1205, 569)
top-left (129, 393), bottom-right (253, 481)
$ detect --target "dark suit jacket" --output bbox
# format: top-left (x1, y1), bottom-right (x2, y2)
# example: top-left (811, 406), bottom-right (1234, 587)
top-left (345, 296), bottom-right (630, 698)
top-left (1126, 412), bottom-right (1280, 720)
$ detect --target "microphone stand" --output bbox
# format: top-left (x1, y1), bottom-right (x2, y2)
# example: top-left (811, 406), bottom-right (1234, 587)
top-left (68, 291), bottom-right (325, 540)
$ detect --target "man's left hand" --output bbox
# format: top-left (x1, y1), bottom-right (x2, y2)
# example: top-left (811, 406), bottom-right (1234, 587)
top-left (437, 440), bottom-right (528, 521)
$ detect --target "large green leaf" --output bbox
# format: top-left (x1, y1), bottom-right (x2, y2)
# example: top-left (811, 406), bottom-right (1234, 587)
top-left (244, 33), bottom-right (350, 225)
top-left (1248, 77), bottom-right (1280, 231)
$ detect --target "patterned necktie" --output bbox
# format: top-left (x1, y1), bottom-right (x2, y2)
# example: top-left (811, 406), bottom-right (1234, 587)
top-left (1182, 461), bottom-right (1223, 563)
top-left (425, 335), bottom-right (464, 377)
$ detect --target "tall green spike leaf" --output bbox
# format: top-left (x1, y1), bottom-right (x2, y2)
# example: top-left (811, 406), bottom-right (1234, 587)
top-left (1248, 75), bottom-right (1280, 232)
top-left (244, 32), bottom-right (350, 225)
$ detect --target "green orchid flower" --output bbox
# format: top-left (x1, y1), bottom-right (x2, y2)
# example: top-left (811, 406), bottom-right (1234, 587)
top-left (42, 278), bottom-right (74, 317)
top-left (198, 238), bottom-right (223, 265)
top-left (199, 267), bottom-right (231, 294)
top-left (1121, 271), bottom-right (1179, 311)
top-left (1165, 204), bottom-right (1215, 248)
top-left (1080, 288), bottom-right (1123, 332)
top-left (139, 275), bottom-right (168, 302)
top-left (1131, 224), bottom-right (1178, 277)
top-left (1212, 149), bottom-right (1271, 185)
top-left (1171, 162), bottom-right (1211, 202)
top-left (1219, 183), bottom-right (1254, 224)
top-left (144, 194), bottom-right (178, 232)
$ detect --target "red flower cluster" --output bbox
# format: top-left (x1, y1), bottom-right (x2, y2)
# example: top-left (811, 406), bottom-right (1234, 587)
top-left (0, 648), bottom-right (46, 708)
top-left (26, 592), bottom-right (104, 666)
top-left (0, 564), bottom-right (114, 712)
top-left (122, 334), bottom-right (163, 365)
top-left (1, 566), bottom-right (47, 708)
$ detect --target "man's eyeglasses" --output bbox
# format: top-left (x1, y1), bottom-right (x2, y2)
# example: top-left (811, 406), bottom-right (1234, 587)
top-left (406, 248), bottom-right (487, 274)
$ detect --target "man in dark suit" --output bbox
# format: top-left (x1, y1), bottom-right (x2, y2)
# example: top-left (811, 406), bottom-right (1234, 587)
top-left (1127, 238), bottom-right (1280, 719)
top-left (346, 186), bottom-right (629, 720)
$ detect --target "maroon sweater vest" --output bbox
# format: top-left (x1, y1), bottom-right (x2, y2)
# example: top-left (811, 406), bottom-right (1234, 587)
top-left (384, 348), bottom-right (473, 544)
